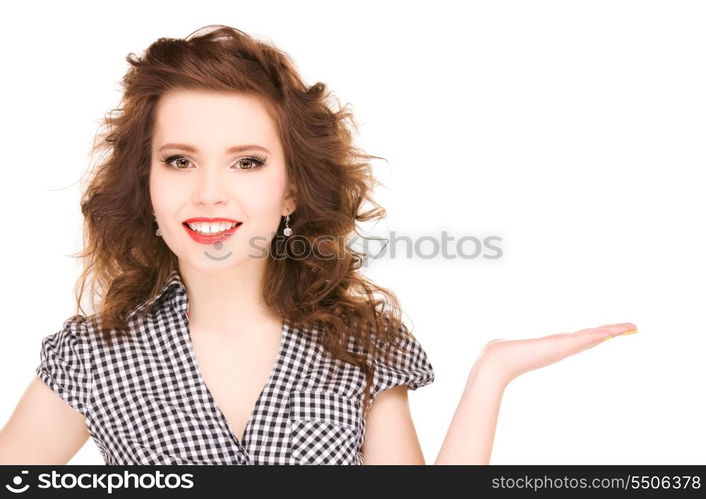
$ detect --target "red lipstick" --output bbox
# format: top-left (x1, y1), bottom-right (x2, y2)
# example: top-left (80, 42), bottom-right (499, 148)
top-left (182, 217), bottom-right (242, 245)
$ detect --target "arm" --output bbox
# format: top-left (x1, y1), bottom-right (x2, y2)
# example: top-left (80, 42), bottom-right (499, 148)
top-left (0, 376), bottom-right (90, 464)
top-left (434, 323), bottom-right (638, 464)
top-left (361, 367), bottom-right (503, 465)
top-left (434, 357), bottom-right (505, 464)
top-left (361, 384), bottom-right (426, 464)
top-left (362, 322), bottom-right (637, 465)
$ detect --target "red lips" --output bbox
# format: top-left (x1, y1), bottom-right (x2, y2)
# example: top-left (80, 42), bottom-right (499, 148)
top-left (183, 217), bottom-right (242, 224)
top-left (182, 218), bottom-right (243, 245)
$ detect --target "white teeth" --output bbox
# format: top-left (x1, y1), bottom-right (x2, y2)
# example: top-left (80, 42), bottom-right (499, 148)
top-left (186, 221), bottom-right (239, 234)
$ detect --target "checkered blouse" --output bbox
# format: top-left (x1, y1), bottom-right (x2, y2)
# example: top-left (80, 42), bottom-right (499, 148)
top-left (35, 268), bottom-right (435, 465)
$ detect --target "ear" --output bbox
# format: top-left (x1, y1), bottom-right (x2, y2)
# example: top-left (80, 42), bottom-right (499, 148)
top-left (284, 183), bottom-right (297, 215)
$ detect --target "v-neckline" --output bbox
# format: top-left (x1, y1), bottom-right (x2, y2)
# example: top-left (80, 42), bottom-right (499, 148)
top-left (181, 313), bottom-right (288, 449)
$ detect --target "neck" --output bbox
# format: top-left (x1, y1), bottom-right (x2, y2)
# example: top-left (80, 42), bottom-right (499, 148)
top-left (178, 261), bottom-right (278, 334)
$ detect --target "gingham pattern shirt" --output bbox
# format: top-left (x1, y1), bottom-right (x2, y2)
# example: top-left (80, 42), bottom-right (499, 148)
top-left (35, 269), bottom-right (435, 465)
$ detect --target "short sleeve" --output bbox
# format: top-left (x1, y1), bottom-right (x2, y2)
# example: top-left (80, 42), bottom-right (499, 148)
top-left (35, 315), bottom-right (93, 418)
top-left (369, 322), bottom-right (435, 407)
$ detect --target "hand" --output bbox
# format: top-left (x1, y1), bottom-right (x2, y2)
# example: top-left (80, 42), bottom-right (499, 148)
top-left (476, 322), bottom-right (639, 387)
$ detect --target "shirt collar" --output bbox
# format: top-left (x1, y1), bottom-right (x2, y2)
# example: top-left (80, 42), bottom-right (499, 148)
top-left (125, 268), bottom-right (185, 321)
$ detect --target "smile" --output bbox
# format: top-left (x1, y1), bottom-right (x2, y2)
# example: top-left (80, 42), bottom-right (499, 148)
top-left (182, 220), bottom-right (242, 245)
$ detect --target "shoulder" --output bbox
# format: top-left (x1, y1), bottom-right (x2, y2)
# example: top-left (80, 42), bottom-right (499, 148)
top-left (36, 313), bottom-right (111, 381)
top-left (35, 314), bottom-right (98, 417)
top-left (372, 320), bottom-right (435, 390)
top-left (39, 314), bottom-right (96, 353)
top-left (343, 317), bottom-right (436, 409)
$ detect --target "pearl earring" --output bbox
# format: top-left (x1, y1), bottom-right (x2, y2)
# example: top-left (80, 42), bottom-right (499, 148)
top-left (154, 213), bottom-right (161, 237)
top-left (283, 212), bottom-right (292, 236)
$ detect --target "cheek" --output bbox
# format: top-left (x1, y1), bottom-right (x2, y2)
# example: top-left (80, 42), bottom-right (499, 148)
top-left (240, 172), bottom-right (288, 216)
top-left (148, 166), bottom-right (164, 208)
top-left (241, 190), bottom-right (278, 215)
top-left (149, 168), bottom-right (183, 212)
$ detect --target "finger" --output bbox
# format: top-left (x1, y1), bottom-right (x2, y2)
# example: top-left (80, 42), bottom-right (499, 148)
top-left (570, 323), bottom-right (637, 337)
top-left (592, 323), bottom-right (638, 340)
top-left (545, 323), bottom-right (633, 342)
top-left (548, 323), bottom-right (638, 356)
top-left (596, 324), bottom-right (639, 343)
top-left (580, 323), bottom-right (639, 353)
top-left (597, 322), bottom-right (638, 333)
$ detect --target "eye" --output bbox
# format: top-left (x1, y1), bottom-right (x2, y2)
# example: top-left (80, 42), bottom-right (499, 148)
top-left (234, 153), bottom-right (268, 170)
top-left (159, 154), bottom-right (193, 170)
top-left (159, 153), bottom-right (268, 171)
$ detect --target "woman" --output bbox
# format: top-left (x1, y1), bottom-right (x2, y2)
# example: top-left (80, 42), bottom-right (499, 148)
top-left (0, 25), bottom-right (637, 465)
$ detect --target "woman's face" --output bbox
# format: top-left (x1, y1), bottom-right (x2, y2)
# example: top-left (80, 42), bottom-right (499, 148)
top-left (149, 88), bottom-right (294, 273)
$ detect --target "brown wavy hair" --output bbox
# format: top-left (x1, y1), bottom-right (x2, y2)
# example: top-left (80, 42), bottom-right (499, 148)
top-left (71, 24), bottom-right (412, 414)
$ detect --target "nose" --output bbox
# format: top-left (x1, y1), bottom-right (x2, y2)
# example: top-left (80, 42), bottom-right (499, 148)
top-left (192, 164), bottom-right (230, 206)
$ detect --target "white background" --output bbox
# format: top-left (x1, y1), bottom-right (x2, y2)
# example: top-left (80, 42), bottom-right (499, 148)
top-left (0, 0), bottom-right (704, 464)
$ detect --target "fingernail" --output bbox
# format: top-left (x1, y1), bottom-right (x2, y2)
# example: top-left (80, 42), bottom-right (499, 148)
top-left (617, 328), bottom-right (638, 336)
top-left (601, 328), bottom-right (638, 342)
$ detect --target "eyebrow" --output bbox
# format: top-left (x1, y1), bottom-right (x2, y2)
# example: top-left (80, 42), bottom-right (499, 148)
top-left (157, 143), bottom-right (271, 154)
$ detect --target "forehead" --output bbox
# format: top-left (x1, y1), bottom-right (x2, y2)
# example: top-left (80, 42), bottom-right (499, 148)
top-left (152, 89), bottom-right (280, 148)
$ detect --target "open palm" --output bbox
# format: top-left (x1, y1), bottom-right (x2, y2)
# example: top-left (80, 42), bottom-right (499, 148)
top-left (479, 322), bottom-right (638, 386)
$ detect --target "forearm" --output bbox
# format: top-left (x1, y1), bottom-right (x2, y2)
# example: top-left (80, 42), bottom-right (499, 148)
top-left (433, 360), bottom-right (506, 465)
